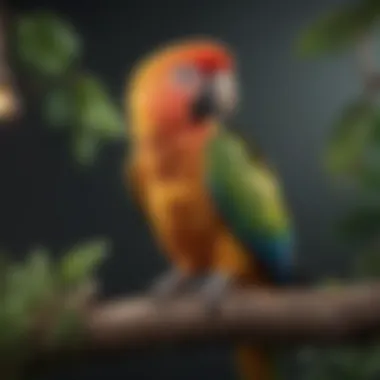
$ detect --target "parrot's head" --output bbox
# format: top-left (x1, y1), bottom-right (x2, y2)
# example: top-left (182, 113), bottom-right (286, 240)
top-left (126, 38), bottom-right (238, 143)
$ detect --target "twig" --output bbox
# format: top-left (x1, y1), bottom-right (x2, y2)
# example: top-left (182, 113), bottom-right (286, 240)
top-left (26, 282), bottom-right (380, 372)
top-left (356, 33), bottom-right (380, 99)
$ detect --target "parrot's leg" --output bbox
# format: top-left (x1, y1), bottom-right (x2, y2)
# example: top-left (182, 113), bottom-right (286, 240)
top-left (150, 268), bottom-right (193, 301)
top-left (200, 272), bottom-right (233, 314)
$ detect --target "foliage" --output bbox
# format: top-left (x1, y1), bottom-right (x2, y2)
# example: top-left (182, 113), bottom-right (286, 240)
top-left (296, 0), bottom-right (380, 379)
top-left (0, 8), bottom-right (117, 378)
top-left (0, 9), bottom-right (120, 379)
top-left (324, 100), bottom-right (378, 179)
top-left (15, 11), bottom-right (81, 78)
top-left (296, 0), bottom-right (380, 58)
top-left (13, 11), bottom-right (124, 166)
top-left (0, 239), bottom-right (107, 375)
top-left (297, 248), bottom-right (380, 380)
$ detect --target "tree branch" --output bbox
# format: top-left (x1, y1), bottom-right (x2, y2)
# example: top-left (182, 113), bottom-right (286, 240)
top-left (27, 282), bottom-right (380, 372)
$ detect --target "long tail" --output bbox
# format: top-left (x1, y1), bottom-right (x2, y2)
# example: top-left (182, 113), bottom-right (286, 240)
top-left (235, 345), bottom-right (275, 380)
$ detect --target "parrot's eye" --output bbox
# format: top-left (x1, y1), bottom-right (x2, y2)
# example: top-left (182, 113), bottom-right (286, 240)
top-left (171, 66), bottom-right (201, 86)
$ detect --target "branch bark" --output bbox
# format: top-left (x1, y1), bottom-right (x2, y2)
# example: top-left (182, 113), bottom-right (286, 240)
top-left (28, 282), bottom-right (380, 372)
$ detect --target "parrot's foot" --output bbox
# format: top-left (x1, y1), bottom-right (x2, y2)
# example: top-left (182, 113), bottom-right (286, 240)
top-left (200, 273), bottom-right (233, 315)
top-left (149, 268), bottom-right (192, 302)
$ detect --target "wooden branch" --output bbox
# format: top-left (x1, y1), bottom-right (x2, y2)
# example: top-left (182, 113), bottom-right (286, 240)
top-left (27, 282), bottom-right (380, 372)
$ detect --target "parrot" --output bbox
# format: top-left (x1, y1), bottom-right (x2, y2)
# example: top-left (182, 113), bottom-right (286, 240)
top-left (124, 38), bottom-right (296, 380)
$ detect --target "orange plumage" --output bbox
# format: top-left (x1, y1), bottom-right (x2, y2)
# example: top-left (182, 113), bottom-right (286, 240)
top-left (125, 38), bottom-right (275, 380)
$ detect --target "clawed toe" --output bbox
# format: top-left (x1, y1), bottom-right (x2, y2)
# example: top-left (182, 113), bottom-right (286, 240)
top-left (149, 270), bottom-right (234, 313)
top-left (149, 269), bottom-right (194, 302)
top-left (200, 273), bottom-right (233, 315)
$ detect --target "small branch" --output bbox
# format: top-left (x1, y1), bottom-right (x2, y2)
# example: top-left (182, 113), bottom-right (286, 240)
top-left (27, 282), bottom-right (380, 372)
top-left (355, 32), bottom-right (380, 99)
top-left (357, 34), bottom-right (377, 81)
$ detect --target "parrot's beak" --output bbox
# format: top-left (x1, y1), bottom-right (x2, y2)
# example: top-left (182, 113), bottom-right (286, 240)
top-left (191, 72), bottom-right (237, 122)
top-left (191, 81), bottom-right (215, 121)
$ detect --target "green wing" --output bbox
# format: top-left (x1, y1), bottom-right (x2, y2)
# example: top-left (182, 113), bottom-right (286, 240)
top-left (206, 130), bottom-right (295, 283)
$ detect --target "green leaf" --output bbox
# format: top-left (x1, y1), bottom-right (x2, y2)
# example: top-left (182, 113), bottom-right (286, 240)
top-left (59, 239), bottom-right (108, 288)
top-left (22, 247), bottom-right (54, 308)
top-left (0, 248), bottom-right (54, 351)
top-left (43, 73), bottom-right (123, 141)
top-left (43, 73), bottom-right (124, 165)
top-left (1, 264), bottom-right (33, 347)
top-left (325, 100), bottom-right (377, 178)
top-left (72, 74), bottom-right (123, 138)
top-left (15, 11), bottom-right (81, 78)
top-left (296, 3), bottom-right (379, 58)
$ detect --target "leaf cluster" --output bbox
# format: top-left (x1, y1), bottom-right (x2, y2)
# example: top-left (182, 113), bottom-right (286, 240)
top-left (296, 2), bottom-right (380, 378)
top-left (0, 239), bottom-right (107, 373)
top-left (296, 0), bottom-right (380, 57)
top-left (14, 11), bottom-right (124, 166)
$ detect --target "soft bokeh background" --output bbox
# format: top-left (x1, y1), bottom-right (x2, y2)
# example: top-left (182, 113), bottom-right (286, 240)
top-left (4, 0), bottom-right (363, 379)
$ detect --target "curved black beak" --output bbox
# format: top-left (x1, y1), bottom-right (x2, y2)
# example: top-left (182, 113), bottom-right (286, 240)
top-left (191, 74), bottom-right (237, 122)
top-left (191, 82), bottom-right (216, 122)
